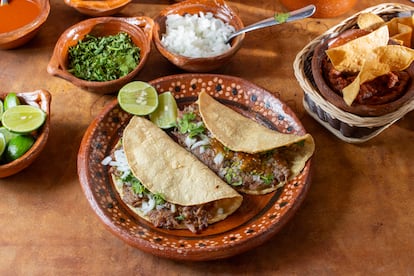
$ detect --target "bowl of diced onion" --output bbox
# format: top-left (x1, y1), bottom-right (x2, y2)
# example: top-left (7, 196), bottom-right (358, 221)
top-left (153, 0), bottom-right (245, 72)
top-left (47, 16), bottom-right (153, 94)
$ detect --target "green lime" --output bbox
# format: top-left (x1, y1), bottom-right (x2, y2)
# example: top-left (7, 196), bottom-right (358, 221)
top-left (4, 135), bottom-right (35, 161)
top-left (0, 133), bottom-right (6, 158)
top-left (118, 81), bottom-right (159, 116)
top-left (0, 100), bottom-right (3, 122)
top-left (4, 93), bottom-right (20, 110)
top-left (2, 105), bottom-right (46, 134)
top-left (149, 92), bottom-right (178, 129)
top-left (0, 127), bottom-right (18, 143)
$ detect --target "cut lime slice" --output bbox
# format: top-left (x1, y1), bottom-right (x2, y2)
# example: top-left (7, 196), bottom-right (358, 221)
top-left (150, 92), bottom-right (178, 129)
top-left (4, 135), bottom-right (35, 161)
top-left (4, 93), bottom-right (20, 110)
top-left (0, 100), bottom-right (3, 122)
top-left (2, 105), bottom-right (46, 134)
top-left (0, 133), bottom-right (6, 158)
top-left (118, 81), bottom-right (159, 116)
top-left (0, 126), bottom-right (18, 143)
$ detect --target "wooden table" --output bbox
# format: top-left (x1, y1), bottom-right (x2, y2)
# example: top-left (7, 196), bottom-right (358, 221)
top-left (1, 0), bottom-right (413, 274)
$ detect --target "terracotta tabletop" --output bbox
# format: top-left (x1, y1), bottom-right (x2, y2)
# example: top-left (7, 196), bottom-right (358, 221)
top-left (1, 0), bottom-right (413, 274)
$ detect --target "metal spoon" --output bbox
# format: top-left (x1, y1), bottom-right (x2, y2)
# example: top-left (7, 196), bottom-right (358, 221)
top-left (0, 0), bottom-right (8, 6)
top-left (226, 4), bottom-right (316, 44)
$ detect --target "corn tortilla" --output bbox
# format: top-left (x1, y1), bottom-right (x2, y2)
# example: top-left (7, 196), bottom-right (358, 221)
top-left (122, 116), bottom-right (242, 224)
top-left (197, 91), bottom-right (315, 181)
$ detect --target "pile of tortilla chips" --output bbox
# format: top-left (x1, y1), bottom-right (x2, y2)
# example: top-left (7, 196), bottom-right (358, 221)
top-left (325, 12), bottom-right (414, 106)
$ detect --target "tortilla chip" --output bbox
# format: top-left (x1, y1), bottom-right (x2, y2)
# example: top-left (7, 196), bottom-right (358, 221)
top-left (122, 116), bottom-right (242, 224)
top-left (326, 25), bottom-right (390, 73)
top-left (357, 12), bottom-right (385, 30)
top-left (197, 91), bottom-right (314, 179)
top-left (386, 16), bottom-right (414, 47)
top-left (342, 45), bottom-right (414, 105)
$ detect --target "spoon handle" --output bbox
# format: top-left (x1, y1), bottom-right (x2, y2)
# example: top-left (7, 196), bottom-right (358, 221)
top-left (227, 4), bottom-right (316, 43)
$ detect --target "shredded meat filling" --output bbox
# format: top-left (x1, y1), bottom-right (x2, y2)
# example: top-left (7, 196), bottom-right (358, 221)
top-left (171, 105), bottom-right (293, 193)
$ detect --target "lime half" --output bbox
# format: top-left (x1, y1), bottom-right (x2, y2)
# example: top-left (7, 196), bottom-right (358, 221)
top-left (0, 127), bottom-right (18, 143)
top-left (150, 92), bottom-right (178, 129)
top-left (118, 81), bottom-right (159, 116)
top-left (0, 133), bottom-right (6, 157)
top-left (0, 100), bottom-right (3, 122)
top-left (4, 93), bottom-right (20, 110)
top-left (2, 105), bottom-right (46, 134)
top-left (4, 135), bottom-right (35, 161)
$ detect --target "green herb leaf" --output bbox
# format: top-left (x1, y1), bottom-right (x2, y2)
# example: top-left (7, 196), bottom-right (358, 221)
top-left (260, 174), bottom-right (275, 185)
top-left (177, 112), bottom-right (206, 138)
top-left (153, 193), bottom-right (166, 205)
top-left (274, 12), bottom-right (290, 23)
top-left (68, 32), bottom-right (140, 82)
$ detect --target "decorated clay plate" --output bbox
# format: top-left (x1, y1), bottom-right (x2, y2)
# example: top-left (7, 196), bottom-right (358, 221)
top-left (77, 74), bottom-right (312, 261)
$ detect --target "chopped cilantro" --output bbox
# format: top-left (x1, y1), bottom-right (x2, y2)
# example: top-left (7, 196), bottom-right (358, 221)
top-left (129, 176), bottom-right (147, 195)
top-left (274, 12), bottom-right (290, 23)
top-left (68, 32), bottom-right (140, 82)
top-left (260, 174), bottom-right (275, 185)
top-left (153, 193), bottom-right (166, 205)
top-left (177, 112), bottom-right (206, 138)
top-left (175, 214), bottom-right (185, 221)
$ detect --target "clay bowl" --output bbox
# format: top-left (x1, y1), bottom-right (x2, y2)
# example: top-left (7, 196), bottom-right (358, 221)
top-left (64, 0), bottom-right (131, 17)
top-left (312, 29), bottom-right (414, 117)
top-left (0, 0), bottom-right (50, 50)
top-left (47, 17), bottom-right (153, 94)
top-left (153, 0), bottom-right (245, 72)
top-left (280, 0), bottom-right (356, 18)
top-left (0, 90), bottom-right (51, 178)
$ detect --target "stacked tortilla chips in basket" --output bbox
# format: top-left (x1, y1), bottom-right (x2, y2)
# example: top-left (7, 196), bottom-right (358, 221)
top-left (294, 3), bottom-right (414, 143)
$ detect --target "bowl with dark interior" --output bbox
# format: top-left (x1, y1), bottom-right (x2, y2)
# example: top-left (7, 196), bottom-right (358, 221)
top-left (153, 0), bottom-right (245, 72)
top-left (311, 28), bottom-right (414, 117)
top-left (0, 90), bottom-right (51, 178)
top-left (0, 0), bottom-right (50, 50)
top-left (64, 0), bottom-right (131, 17)
top-left (293, 3), bottom-right (414, 143)
top-left (47, 16), bottom-right (153, 94)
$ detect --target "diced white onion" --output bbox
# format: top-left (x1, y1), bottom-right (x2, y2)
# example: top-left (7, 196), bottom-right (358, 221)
top-left (141, 196), bottom-right (155, 215)
top-left (213, 152), bottom-right (224, 165)
top-left (185, 136), bottom-right (197, 148)
top-left (190, 138), bottom-right (209, 150)
top-left (161, 12), bottom-right (235, 58)
top-left (101, 156), bottom-right (112, 166)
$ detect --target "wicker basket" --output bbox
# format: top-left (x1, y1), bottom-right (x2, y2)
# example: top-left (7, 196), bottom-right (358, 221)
top-left (294, 3), bottom-right (414, 143)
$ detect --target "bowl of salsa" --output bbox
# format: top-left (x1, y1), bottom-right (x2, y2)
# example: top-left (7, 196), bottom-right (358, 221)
top-left (0, 0), bottom-right (50, 50)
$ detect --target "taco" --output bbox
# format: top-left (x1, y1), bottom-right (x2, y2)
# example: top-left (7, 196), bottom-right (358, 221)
top-left (171, 91), bottom-right (315, 195)
top-left (107, 116), bottom-right (242, 233)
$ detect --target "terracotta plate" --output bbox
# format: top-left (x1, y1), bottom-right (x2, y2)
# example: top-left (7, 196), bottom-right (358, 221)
top-left (77, 74), bottom-right (312, 261)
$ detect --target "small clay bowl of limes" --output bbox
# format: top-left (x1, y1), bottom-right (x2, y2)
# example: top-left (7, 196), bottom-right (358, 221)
top-left (0, 90), bottom-right (51, 178)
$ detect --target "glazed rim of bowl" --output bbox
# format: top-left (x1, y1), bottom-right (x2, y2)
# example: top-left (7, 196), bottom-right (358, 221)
top-left (53, 17), bottom-right (152, 86)
top-left (65, 0), bottom-right (131, 10)
top-left (0, 0), bottom-right (50, 42)
top-left (153, 0), bottom-right (245, 60)
top-left (311, 29), bottom-right (414, 117)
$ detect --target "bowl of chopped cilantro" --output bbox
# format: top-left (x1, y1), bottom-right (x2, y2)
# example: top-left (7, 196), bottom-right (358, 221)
top-left (47, 16), bottom-right (153, 94)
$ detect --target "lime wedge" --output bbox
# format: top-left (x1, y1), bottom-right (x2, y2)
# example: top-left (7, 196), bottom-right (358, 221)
top-left (2, 105), bottom-right (46, 134)
top-left (4, 93), bottom-right (20, 110)
top-left (0, 100), bottom-right (3, 122)
top-left (118, 81), bottom-right (159, 116)
top-left (150, 92), bottom-right (178, 129)
top-left (0, 126), bottom-right (18, 143)
top-left (4, 135), bottom-right (35, 161)
top-left (0, 133), bottom-right (6, 158)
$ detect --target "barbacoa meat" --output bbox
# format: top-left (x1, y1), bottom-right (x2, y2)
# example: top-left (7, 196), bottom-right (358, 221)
top-left (170, 104), bottom-right (295, 193)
